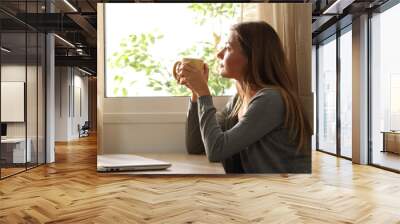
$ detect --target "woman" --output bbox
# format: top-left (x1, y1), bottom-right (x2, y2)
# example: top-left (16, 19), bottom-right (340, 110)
top-left (176, 21), bottom-right (311, 173)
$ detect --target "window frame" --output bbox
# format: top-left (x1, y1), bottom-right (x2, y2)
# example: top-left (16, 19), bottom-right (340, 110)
top-left (315, 22), bottom-right (353, 161)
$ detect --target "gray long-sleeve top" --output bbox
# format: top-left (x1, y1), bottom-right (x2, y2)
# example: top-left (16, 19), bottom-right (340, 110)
top-left (185, 88), bottom-right (311, 173)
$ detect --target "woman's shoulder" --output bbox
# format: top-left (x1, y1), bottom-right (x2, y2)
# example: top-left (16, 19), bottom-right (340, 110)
top-left (250, 87), bottom-right (283, 105)
top-left (247, 87), bottom-right (285, 119)
top-left (259, 87), bottom-right (281, 95)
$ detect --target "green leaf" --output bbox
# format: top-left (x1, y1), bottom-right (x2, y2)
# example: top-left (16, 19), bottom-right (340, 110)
top-left (113, 88), bottom-right (119, 96)
top-left (145, 67), bottom-right (151, 75)
top-left (122, 88), bottom-right (128, 96)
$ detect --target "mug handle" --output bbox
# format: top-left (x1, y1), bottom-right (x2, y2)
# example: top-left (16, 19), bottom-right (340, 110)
top-left (173, 61), bottom-right (182, 80)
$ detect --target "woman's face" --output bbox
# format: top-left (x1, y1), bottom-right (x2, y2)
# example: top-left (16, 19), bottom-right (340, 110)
top-left (216, 31), bottom-right (248, 80)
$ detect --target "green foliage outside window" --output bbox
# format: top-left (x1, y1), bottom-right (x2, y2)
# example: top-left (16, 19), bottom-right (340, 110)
top-left (108, 3), bottom-right (240, 96)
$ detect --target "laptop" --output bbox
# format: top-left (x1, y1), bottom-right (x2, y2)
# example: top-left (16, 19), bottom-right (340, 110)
top-left (97, 154), bottom-right (171, 172)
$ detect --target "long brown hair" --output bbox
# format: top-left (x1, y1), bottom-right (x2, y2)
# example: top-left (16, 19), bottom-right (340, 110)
top-left (228, 21), bottom-right (311, 153)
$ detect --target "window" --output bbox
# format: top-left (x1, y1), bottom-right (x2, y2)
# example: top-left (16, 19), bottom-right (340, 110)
top-left (339, 27), bottom-right (352, 158)
top-left (317, 36), bottom-right (337, 154)
top-left (105, 3), bottom-right (240, 97)
top-left (390, 74), bottom-right (400, 130)
top-left (370, 2), bottom-right (400, 171)
top-left (0, 1), bottom-right (46, 179)
top-left (312, 45), bottom-right (317, 150)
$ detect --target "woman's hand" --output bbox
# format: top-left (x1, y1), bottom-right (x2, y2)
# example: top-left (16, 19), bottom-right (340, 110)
top-left (177, 62), bottom-right (210, 97)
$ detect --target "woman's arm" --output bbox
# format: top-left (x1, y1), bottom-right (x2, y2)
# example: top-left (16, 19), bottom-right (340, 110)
top-left (185, 96), bottom-right (206, 154)
top-left (185, 93), bottom-right (236, 154)
top-left (197, 91), bottom-right (284, 162)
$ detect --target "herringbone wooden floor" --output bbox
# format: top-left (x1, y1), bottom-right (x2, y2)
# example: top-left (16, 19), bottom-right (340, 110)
top-left (1, 135), bottom-right (400, 224)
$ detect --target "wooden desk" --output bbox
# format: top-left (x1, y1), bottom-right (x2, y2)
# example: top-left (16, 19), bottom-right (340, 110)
top-left (381, 131), bottom-right (400, 154)
top-left (98, 153), bottom-right (225, 174)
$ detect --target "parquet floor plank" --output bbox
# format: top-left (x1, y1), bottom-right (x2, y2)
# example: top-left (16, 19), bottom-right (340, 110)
top-left (0, 134), bottom-right (399, 223)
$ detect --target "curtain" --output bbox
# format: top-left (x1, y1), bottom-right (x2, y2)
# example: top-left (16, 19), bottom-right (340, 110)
top-left (241, 3), bottom-right (314, 132)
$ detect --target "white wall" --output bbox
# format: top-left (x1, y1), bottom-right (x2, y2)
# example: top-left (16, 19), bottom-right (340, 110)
top-left (1, 65), bottom-right (26, 82)
top-left (1, 65), bottom-right (32, 138)
top-left (101, 97), bottom-right (230, 154)
top-left (72, 72), bottom-right (89, 138)
top-left (55, 67), bottom-right (89, 141)
top-left (55, 67), bottom-right (69, 141)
